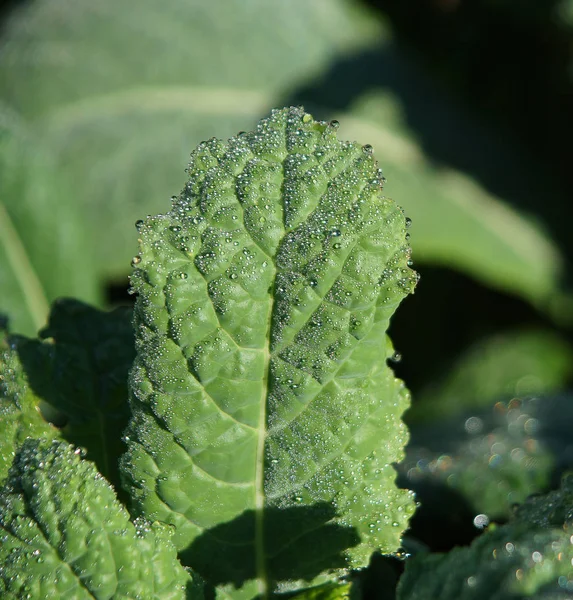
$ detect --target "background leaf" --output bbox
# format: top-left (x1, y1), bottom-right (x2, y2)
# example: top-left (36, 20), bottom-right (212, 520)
top-left (13, 298), bottom-right (135, 491)
top-left (0, 111), bottom-right (101, 335)
top-left (293, 58), bottom-right (566, 310)
top-left (397, 475), bottom-right (573, 600)
top-left (0, 0), bottom-right (382, 332)
top-left (408, 328), bottom-right (573, 423)
top-left (0, 0), bottom-right (566, 338)
top-left (401, 394), bottom-right (573, 534)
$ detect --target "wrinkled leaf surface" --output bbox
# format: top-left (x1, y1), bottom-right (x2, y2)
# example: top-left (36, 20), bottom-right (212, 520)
top-left (121, 107), bottom-right (417, 598)
top-left (0, 439), bottom-right (191, 599)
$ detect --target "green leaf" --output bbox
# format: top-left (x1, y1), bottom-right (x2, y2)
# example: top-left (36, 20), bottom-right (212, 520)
top-left (402, 396), bottom-right (556, 521)
top-left (13, 299), bottom-right (135, 491)
top-left (0, 114), bottom-right (102, 335)
top-left (121, 107), bottom-right (417, 598)
top-left (0, 324), bottom-right (58, 483)
top-left (0, 438), bottom-right (191, 599)
top-left (0, 0), bottom-right (380, 121)
top-left (1, 0), bottom-right (565, 328)
top-left (397, 475), bottom-right (573, 600)
top-left (0, 299), bottom-right (134, 489)
top-left (408, 328), bottom-right (573, 423)
top-left (0, 0), bottom-right (382, 297)
top-left (513, 475), bottom-right (573, 529)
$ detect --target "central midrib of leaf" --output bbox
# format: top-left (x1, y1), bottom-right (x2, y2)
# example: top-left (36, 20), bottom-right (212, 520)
top-left (255, 288), bottom-right (273, 598)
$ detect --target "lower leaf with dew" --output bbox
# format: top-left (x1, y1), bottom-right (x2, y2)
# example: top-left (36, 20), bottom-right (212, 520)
top-left (0, 439), bottom-right (192, 599)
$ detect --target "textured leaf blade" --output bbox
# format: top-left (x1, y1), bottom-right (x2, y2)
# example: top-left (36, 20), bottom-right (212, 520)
top-left (121, 107), bottom-right (417, 597)
top-left (0, 439), bottom-right (191, 599)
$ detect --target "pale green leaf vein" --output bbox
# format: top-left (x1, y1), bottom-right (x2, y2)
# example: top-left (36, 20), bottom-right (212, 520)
top-left (173, 344), bottom-right (258, 432)
top-left (0, 201), bottom-right (49, 332)
top-left (45, 86), bottom-right (274, 132)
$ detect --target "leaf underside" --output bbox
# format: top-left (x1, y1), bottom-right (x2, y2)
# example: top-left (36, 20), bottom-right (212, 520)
top-left (121, 107), bottom-right (417, 598)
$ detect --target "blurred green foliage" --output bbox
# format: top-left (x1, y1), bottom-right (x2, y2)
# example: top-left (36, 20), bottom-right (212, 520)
top-left (403, 396), bottom-right (558, 522)
top-left (409, 329), bottom-right (573, 423)
top-left (398, 475), bottom-right (573, 599)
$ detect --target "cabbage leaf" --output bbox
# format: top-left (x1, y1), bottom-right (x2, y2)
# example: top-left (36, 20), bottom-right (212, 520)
top-left (121, 107), bottom-right (417, 598)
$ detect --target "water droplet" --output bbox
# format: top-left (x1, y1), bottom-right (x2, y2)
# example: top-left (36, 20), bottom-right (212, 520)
top-left (532, 551), bottom-right (543, 563)
top-left (473, 513), bottom-right (489, 529)
top-left (465, 416), bottom-right (483, 434)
